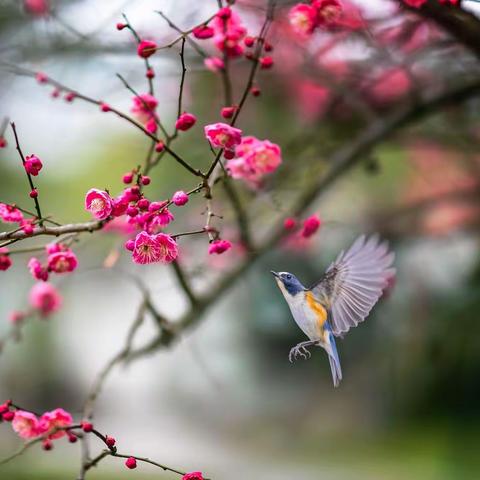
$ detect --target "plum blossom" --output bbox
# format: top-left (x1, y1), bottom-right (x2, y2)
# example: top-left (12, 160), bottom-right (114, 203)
top-left (172, 191), bottom-right (189, 206)
top-left (24, 0), bottom-right (49, 16)
top-left (12, 411), bottom-right (40, 439)
top-left (132, 231), bottom-right (178, 264)
top-left (301, 214), bottom-right (321, 238)
top-left (47, 249), bottom-right (78, 274)
top-left (182, 473), bottom-right (204, 480)
top-left (137, 40), bottom-right (157, 58)
top-left (204, 123), bottom-right (242, 149)
top-left (38, 408), bottom-right (73, 439)
top-left (0, 248), bottom-right (12, 271)
top-left (226, 136), bottom-right (282, 186)
top-left (24, 154), bottom-right (43, 176)
top-left (131, 93), bottom-right (158, 126)
top-left (29, 282), bottom-right (62, 316)
top-left (28, 257), bottom-right (49, 281)
top-left (0, 203), bottom-right (24, 223)
top-left (288, 4), bottom-right (317, 36)
top-left (193, 25), bottom-right (214, 39)
top-left (208, 239), bottom-right (232, 255)
top-left (175, 112), bottom-right (197, 131)
top-left (204, 57), bottom-right (225, 72)
top-left (211, 8), bottom-right (247, 58)
top-left (85, 189), bottom-right (113, 220)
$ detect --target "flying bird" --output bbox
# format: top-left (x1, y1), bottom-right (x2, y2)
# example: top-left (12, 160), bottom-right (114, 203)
top-left (271, 234), bottom-right (395, 387)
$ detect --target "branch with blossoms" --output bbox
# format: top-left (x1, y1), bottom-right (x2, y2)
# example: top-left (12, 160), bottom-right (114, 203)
top-left (1, 0), bottom-right (480, 478)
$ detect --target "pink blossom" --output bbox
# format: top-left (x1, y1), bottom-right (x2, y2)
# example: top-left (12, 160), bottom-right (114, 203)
top-left (24, 0), bottom-right (49, 16)
top-left (132, 231), bottom-right (178, 264)
top-left (0, 248), bottom-right (12, 271)
top-left (208, 239), bottom-right (232, 255)
top-left (0, 203), bottom-right (24, 223)
top-left (172, 191), bottom-right (189, 206)
top-left (131, 94), bottom-right (158, 124)
top-left (313, 0), bottom-right (343, 26)
top-left (12, 411), bottom-right (40, 439)
top-left (137, 40), bottom-right (157, 58)
top-left (24, 154), bottom-right (43, 176)
top-left (38, 408), bottom-right (73, 439)
top-left (175, 112), bottom-right (197, 131)
top-left (204, 123), bottom-right (242, 149)
top-left (29, 282), bottom-right (62, 316)
top-left (183, 473), bottom-right (204, 480)
top-left (143, 208), bottom-right (174, 233)
top-left (301, 214), bottom-right (321, 238)
top-left (402, 0), bottom-right (427, 7)
top-left (288, 4), bottom-right (318, 36)
top-left (193, 25), bottom-right (214, 39)
top-left (47, 250), bottom-right (78, 274)
top-left (369, 68), bottom-right (411, 105)
top-left (204, 57), bottom-right (225, 72)
top-left (211, 9), bottom-right (247, 58)
top-left (226, 137), bottom-right (281, 185)
top-left (85, 189), bottom-right (113, 220)
top-left (28, 257), bottom-right (49, 281)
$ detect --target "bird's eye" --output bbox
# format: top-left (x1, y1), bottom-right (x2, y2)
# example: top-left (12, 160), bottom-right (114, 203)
top-left (286, 274), bottom-right (292, 280)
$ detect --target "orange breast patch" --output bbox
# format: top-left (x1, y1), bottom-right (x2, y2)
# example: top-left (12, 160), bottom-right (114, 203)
top-left (305, 291), bottom-right (328, 332)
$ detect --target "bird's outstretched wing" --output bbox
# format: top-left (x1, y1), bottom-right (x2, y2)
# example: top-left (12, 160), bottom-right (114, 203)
top-left (312, 235), bottom-right (395, 337)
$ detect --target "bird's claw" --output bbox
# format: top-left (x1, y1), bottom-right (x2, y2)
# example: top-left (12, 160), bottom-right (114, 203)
top-left (288, 341), bottom-right (315, 363)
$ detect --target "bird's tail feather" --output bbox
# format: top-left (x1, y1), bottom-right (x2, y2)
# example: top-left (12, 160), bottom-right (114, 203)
top-left (327, 335), bottom-right (342, 387)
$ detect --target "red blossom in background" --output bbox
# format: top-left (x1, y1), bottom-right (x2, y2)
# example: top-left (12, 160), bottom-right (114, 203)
top-left (23, 0), bottom-right (49, 16)
top-left (28, 282), bottom-right (62, 316)
top-left (0, 248), bottom-right (12, 271)
top-left (208, 239), bottom-right (232, 255)
top-left (301, 214), bottom-right (322, 238)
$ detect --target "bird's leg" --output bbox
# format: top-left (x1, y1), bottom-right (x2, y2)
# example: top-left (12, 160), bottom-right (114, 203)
top-left (288, 340), bottom-right (319, 363)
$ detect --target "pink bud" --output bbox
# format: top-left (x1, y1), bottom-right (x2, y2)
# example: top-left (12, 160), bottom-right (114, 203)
top-left (216, 7), bottom-right (231, 19)
top-left (105, 436), bottom-right (116, 448)
top-left (264, 41), bottom-right (273, 52)
top-left (24, 155), bottom-right (43, 176)
top-left (244, 36), bottom-right (255, 47)
top-left (137, 198), bottom-right (150, 210)
top-left (100, 102), bottom-right (111, 112)
top-left (125, 457), bottom-right (137, 469)
top-left (137, 40), bottom-right (157, 58)
top-left (51, 88), bottom-right (60, 98)
top-left (223, 149), bottom-right (235, 160)
top-left (116, 22), bottom-right (127, 30)
top-left (0, 248), bottom-right (12, 271)
top-left (64, 92), bottom-right (76, 102)
top-left (208, 239), bottom-right (232, 255)
top-left (301, 214), bottom-right (321, 238)
top-left (146, 68), bottom-right (155, 79)
top-left (29, 188), bottom-right (38, 198)
top-left (123, 172), bottom-right (134, 184)
top-left (2, 411), bottom-right (15, 422)
top-left (175, 112), bottom-right (197, 131)
top-left (155, 141), bottom-right (165, 152)
top-left (81, 421), bottom-right (93, 432)
top-left (148, 201), bottom-right (164, 212)
top-left (125, 239), bottom-right (135, 251)
top-left (251, 86), bottom-right (261, 97)
top-left (141, 176), bottom-right (151, 186)
top-left (172, 191), bottom-right (189, 206)
top-left (126, 206), bottom-right (139, 217)
top-left (283, 217), bottom-right (296, 230)
top-left (193, 25), bottom-right (214, 39)
top-left (221, 106), bottom-right (236, 119)
top-left (35, 72), bottom-right (48, 84)
top-left (42, 439), bottom-right (53, 451)
top-left (68, 432), bottom-right (78, 443)
top-left (0, 137), bottom-right (6, 148)
top-left (8, 311), bottom-right (25, 324)
top-left (0, 401), bottom-right (11, 414)
top-left (260, 56), bottom-right (274, 69)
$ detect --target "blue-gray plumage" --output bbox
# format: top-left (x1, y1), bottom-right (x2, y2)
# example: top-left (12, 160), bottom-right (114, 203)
top-left (272, 234), bottom-right (395, 387)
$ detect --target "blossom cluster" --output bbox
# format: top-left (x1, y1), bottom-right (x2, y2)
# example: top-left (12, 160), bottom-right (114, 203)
top-left (0, 401), bottom-right (73, 449)
top-left (204, 123), bottom-right (282, 187)
top-left (28, 242), bottom-right (78, 281)
top-left (288, 0), bottom-right (343, 36)
top-left (0, 202), bottom-right (36, 239)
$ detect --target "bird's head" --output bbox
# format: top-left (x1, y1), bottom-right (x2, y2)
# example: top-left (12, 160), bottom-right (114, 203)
top-left (271, 271), bottom-right (305, 297)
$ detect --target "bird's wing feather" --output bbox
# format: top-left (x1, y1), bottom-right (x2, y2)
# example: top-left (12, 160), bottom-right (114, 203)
top-left (312, 234), bottom-right (395, 337)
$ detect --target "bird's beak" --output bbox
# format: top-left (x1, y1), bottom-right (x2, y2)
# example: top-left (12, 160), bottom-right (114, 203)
top-left (270, 271), bottom-right (280, 279)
